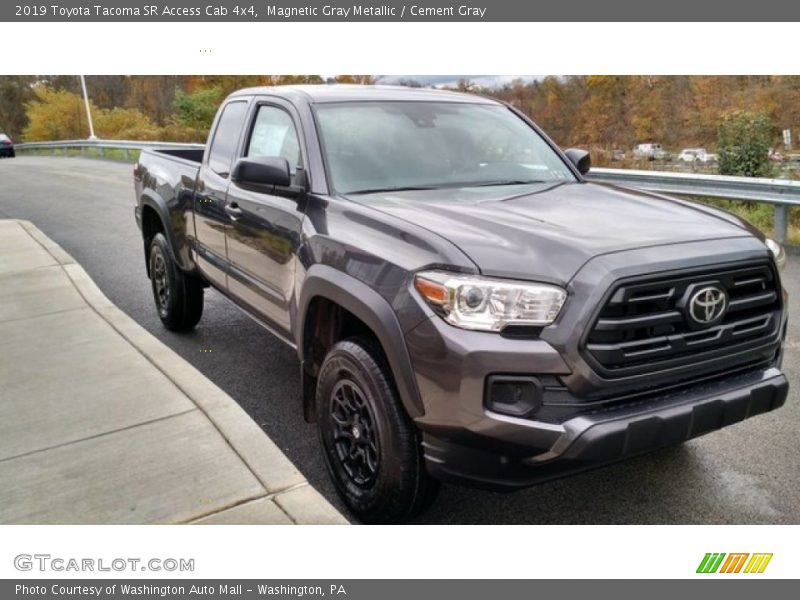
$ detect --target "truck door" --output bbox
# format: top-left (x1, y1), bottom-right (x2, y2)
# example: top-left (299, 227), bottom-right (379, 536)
top-left (193, 99), bottom-right (249, 289)
top-left (223, 101), bottom-right (306, 338)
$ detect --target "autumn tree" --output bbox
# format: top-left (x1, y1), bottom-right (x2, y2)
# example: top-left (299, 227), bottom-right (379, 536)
top-left (95, 107), bottom-right (160, 140)
top-left (127, 76), bottom-right (188, 126)
top-left (85, 75), bottom-right (131, 109)
top-left (265, 75), bottom-right (324, 86)
top-left (572, 76), bottom-right (630, 148)
top-left (334, 75), bottom-right (375, 84)
top-left (527, 76), bottom-right (587, 146)
top-left (8, 75), bottom-right (799, 152)
top-left (627, 76), bottom-right (688, 146)
top-left (23, 85), bottom-right (158, 141)
top-left (23, 86), bottom-right (92, 140)
top-left (0, 76), bottom-right (35, 139)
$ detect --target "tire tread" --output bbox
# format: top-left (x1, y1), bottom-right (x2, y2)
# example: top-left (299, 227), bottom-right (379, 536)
top-left (316, 336), bottom-right (439, 523)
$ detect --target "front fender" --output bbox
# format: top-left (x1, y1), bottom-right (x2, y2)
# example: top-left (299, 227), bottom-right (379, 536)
top-left (297, 264), bottom-right (424, 418)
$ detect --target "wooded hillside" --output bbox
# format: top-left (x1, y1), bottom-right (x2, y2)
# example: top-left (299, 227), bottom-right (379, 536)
top-left (2, 75), bottom-right (798, 157)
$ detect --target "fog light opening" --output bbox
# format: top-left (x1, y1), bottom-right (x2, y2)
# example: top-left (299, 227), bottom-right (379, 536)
top-left (485, 375), bottom-right (543, 418)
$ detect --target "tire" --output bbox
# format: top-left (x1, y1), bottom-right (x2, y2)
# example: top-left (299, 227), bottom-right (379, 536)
top-left (148, 232), bottom-right (203, 331)
top-left (316, 337), bottom-right (440, 523)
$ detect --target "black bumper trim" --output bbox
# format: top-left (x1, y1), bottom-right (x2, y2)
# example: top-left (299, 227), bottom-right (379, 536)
top-left (423, 372), bottom-right (788, 491)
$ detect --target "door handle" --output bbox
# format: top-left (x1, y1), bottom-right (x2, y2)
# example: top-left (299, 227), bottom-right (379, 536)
top-left (225, 203), bottom-right (242, 219)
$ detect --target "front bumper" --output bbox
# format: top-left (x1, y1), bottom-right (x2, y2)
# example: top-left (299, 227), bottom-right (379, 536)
top-left (404, 240), bottom-right (788, 491)
top-left (421, 367), bottom-right (788, 490)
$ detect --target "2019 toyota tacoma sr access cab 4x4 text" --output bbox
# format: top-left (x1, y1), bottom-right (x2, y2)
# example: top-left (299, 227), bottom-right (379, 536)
top-left (134, 85), bottom-right (789, 523)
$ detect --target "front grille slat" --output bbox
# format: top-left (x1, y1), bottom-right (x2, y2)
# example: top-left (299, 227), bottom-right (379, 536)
top-left (731, 314), bottom-right (773, 336)
top-left (733, 276), bottom-right (767, 287)
top-left (584, 262), bottom-right (781, 377)
top-left (728, 290), bottom-right (778, 312)
top-left (595, 310), bottom-right (683, 332)
top-left (626, 290), bottom-right (674, 304)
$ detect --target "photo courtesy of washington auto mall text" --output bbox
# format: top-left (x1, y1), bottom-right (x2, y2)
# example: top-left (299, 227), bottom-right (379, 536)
top-left (15, 583), bottom-right (349, 599)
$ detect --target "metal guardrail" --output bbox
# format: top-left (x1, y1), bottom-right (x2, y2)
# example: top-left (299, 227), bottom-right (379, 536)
top-left (588, 168), bottom-right (800, 244)
top-left (15, 138), bottom-right (204, 160)
top-left (14, 140), bottom-right (800, 243)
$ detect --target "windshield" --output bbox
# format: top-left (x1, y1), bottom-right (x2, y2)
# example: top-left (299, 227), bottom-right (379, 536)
top-left (314, 101), bottom-right (577, 195)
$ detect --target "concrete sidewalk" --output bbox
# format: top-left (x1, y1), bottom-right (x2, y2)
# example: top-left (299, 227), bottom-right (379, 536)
top-left (0, 219), bottom-right (346, 524)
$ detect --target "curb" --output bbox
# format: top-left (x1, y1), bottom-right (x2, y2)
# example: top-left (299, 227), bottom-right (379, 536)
top-left (14, 219), bottom-right (347, 525)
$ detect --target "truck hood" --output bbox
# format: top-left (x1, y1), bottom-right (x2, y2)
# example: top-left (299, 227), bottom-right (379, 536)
top-left (345, 181), bottom-right (754, 284)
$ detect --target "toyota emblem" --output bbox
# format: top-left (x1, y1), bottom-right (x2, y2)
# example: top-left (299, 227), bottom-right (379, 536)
top-left (688, 286), bottom-right (728, 325)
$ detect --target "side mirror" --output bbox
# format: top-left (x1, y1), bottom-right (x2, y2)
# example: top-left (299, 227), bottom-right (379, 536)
top-left (564, 148), bottom-right (591, 175)
top-left (232, 156), bottom-right (291, 188)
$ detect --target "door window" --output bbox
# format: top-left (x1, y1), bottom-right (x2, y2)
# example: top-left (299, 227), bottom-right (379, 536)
top-left (246, 105), bottom-right (301, 174)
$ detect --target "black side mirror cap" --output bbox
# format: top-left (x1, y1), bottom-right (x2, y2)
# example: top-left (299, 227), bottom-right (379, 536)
top-left (232, 156), bottom-right (291, 188)
top-left (564, 148), bottom-right (591, 175)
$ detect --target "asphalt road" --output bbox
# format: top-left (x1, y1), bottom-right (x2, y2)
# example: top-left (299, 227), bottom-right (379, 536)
top-left (2, 155), bottom-right (798, 524)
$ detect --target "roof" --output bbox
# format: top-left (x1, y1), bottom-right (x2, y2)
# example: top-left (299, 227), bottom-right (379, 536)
top-left (228, 84), bottom-right (500, 105)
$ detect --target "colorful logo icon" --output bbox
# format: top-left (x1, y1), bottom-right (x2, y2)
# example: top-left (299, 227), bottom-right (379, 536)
top-left (697, 553), bottom-right (773, 574)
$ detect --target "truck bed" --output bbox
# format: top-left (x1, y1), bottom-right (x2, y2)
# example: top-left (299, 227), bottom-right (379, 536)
top-left (134, 147), bottom-right (205, 252)
top-left (149, 147), bottom-right (205, 164)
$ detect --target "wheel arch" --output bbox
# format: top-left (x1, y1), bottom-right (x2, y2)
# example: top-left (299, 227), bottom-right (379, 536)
top-left (139, 191), bottom-right (188, 277)
top-left (297, 264), bottom-right (424, 423)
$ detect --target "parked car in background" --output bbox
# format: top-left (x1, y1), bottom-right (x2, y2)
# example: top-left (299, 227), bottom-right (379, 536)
top-left (678, 148), bottom-right (717, 163)
top-left (769, 149), bottom-right (787, 164)
top-left (633, 143), bottom-right (668, 161)
top-left (0, 133), bottom-right (14, 158)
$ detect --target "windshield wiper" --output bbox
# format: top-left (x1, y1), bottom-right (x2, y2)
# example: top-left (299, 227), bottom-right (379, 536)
top-left (346, 185), bottom-right (441, 195)
top-left (346, 180), bottom-right (555, 195)
top-left (469, 179), bottom-right (548, 187)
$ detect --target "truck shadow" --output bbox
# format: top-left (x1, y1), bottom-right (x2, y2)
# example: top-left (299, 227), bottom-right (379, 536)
top-left (411, 444), bottom-right (706, 524)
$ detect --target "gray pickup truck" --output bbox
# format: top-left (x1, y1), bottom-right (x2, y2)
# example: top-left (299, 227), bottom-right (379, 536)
top-left (135, 85), bottom-right (788, 523)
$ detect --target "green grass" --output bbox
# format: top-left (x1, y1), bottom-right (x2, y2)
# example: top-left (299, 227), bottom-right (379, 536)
top-left (683, 195), bottom-right (799, 245)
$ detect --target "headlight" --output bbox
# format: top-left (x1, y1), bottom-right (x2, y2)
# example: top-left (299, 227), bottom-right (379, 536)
top-left (765, 238), bottom-right (786, 272)
top-left (414, 271), bottom-right (567, 331)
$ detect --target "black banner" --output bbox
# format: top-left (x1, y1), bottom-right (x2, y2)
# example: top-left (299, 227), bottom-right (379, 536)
top-left (4, 580), bottom-right (799, 600)
top-left (4, 0), bottom-right (800, 22)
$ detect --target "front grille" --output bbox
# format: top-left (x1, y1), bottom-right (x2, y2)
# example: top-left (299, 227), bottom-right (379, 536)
top-left (584, 262), bottom-right (781, 377)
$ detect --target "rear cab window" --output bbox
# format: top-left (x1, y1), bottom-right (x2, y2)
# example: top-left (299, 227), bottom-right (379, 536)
top-left (207, 100), bottom-right (248, 176)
